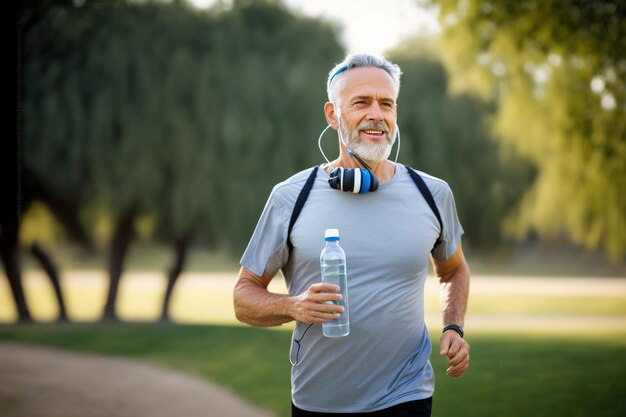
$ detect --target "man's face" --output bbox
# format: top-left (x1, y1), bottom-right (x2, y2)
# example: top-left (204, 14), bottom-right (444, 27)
top-left (334, 67), bottom-right (398, 165)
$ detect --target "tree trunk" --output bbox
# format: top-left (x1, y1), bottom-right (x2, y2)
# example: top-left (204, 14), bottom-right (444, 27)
top-left (0, 10), bottom-right (31, 323)
top-left (25, 167), bottom-right (95, 252)
top-left (30, 242), bottom-right (68, 321)
top-left (160, 236), bottom-right (189, 322)
top-left (102, 209), bottom-right (135, 322)
top-left (0, 243), bottom-right (32, 323)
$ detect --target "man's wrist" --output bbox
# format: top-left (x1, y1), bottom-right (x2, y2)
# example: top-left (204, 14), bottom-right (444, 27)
top-left (443, 323), bottom-right (464, 338)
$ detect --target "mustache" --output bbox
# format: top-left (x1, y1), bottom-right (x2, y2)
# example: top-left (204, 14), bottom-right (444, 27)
top-left (357, 121), bottom-right (389, 134)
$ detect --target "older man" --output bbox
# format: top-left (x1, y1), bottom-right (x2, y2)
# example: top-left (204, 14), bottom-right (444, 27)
top-left (234, 53), bottom-right (470, 416)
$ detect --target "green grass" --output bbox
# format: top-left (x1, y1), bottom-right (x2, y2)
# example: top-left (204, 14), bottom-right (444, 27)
top-left (4, 271), bottom-right (625, 323)
top-left (462, 294), bottom-right (626, 315)
top-left (1, 324), bottom-right (625, 417)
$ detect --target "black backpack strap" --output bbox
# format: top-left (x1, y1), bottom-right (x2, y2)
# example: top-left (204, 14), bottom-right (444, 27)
top-left (407, 167), bottom-right (443, 250)
top-left (287, 166), bottom-right (319, 251)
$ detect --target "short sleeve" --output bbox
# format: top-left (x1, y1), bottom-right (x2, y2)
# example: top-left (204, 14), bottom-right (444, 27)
top-left (239, 188), bottom-right (291, 277)
top-left (430, 183), bottom-right (464, 260)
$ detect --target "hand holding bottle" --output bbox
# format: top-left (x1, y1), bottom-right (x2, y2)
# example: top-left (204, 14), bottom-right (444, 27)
top-left (290, 282), bottom-right (344, 324)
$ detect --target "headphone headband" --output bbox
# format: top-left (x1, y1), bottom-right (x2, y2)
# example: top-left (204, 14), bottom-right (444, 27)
top-left (327, 65), bottom-right (349, 90)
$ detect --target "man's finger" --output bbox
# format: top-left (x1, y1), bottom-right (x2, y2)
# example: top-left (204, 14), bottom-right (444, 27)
top-left (446, 337), bottom-right (463, 358)
top-left (302, 309), bottom-right (342, 324)
top-left (309, 283), bottom-right (341, 293)
top-left (313, 302), bottom-right (344, 313)
top-left (447, 349), bottom-right (469, 367)
top-left (309, 292), bottom-right (343, 302)
top-left (446, 358), bottom-right (470, 377)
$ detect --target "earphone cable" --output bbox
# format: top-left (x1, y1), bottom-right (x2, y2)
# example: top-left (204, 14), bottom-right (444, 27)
top-left (317, 122), bottom-right (402, 167)
top-left (318, 124), bottom-right (333, 165)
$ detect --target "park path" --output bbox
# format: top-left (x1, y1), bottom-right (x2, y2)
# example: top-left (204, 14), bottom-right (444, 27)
top-left (0, 341), bottom-right (273, 417)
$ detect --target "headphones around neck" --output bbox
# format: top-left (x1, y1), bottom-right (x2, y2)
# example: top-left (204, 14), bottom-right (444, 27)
top-left (328, 161), bottom-right (380, 194)
top-left (318, 114), bottom-right (401, 194)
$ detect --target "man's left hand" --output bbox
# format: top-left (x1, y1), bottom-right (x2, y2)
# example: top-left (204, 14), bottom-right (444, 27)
top-left (439, 330), bottom-right (470, 377)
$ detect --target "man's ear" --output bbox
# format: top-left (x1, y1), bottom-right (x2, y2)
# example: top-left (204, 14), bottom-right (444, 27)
top-left (324, 101), bottom-right (340, 130)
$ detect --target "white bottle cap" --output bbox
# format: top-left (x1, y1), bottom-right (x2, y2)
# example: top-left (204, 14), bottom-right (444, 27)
top-left (325, 228), bottom-right (340, 239)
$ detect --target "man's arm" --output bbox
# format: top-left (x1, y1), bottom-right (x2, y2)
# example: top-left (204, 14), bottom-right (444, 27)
top-left (233, 266), bottom-right (344, 327)
top-left (430, 243), bottom-right (470, 377)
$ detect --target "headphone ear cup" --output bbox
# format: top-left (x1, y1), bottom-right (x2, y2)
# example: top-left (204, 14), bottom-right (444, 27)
top-left (369, 172), bottom-right (379, 192)
top-left (342, 168), bottom-right (355, 191)
top-left (359, 169), bottom-right (371, 194)
top-left (328, 167), bottom-right (342, 190)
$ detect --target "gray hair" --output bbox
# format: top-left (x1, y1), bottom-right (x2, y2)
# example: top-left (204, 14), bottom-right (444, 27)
top-left (326, 53), bottom-right (402, 102)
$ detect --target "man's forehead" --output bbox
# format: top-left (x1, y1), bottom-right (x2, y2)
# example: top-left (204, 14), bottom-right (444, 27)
top-left (334, 67), bottom-right (397, 100)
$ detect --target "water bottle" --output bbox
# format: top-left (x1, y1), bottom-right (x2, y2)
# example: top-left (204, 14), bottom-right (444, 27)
top-left (320, 228), bottom-right (349, 337)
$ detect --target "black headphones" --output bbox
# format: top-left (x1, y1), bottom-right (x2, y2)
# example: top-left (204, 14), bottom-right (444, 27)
top-left (328, 153), bottom-right (380, 194)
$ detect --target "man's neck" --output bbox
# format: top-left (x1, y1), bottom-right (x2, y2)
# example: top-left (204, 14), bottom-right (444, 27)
top-left (329, 154), bottom-right (396, 185)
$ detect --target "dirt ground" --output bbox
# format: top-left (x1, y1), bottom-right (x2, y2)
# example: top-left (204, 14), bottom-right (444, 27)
top-left (0, 342), bottom-right (273, 417)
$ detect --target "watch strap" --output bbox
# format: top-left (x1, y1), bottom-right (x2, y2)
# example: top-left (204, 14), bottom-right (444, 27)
top-left (443, 324), bottom-right (464, 338)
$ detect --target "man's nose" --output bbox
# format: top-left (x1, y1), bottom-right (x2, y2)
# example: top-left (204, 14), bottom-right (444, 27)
top-left (366, 101), bottom-right (384, 121)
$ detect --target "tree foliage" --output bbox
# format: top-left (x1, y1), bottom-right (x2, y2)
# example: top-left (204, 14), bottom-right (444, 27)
top-left (22, 0), bottom-right (553, 261)
top-left (429, 0), bottom-right (626, 259)
top-left (388, 39), bottom-right (534, 249)
top-left (22, 0), bottom-right (344, 253)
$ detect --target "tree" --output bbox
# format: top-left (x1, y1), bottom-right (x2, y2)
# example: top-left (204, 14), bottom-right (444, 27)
top-left (20, 0), bottom-right (343, 321)
top-left (388, 38), bottom-right (534, 249)
top-left (156, 0), bottom-right (344, 319)
top-left (428, 0), bottom-right (626, 260)
top-left (2, 0), bottom-right (86, 323)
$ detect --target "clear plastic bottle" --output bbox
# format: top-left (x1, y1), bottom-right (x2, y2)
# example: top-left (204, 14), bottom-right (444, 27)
top-left (320, 228), bottom-right (349, 337)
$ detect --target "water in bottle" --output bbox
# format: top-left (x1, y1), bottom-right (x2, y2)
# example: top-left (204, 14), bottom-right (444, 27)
top-left (320, 228), bottom-right (349, 337)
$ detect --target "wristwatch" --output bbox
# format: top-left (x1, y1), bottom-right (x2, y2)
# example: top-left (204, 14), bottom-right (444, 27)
top-left (442, 324), bottom-right (464, 338)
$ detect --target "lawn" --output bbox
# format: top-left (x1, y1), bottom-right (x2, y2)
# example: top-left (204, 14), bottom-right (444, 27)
top-left (1, 323), bottom-right (625, 417)
top-left (3, 271), bottom-right (626, 323)
top-left (2, 264), bottom-right (626, 416)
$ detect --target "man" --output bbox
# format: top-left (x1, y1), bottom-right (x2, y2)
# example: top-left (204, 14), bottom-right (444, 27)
top-left (234, 53), bottom-right (470, 416)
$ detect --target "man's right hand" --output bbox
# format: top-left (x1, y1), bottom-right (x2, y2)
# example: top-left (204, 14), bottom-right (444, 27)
top-left (290, 283), bottom-right (344, 324)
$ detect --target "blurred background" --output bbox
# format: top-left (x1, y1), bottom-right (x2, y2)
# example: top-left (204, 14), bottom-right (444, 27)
top-left (1, 1), bottom-right (625, 416)
top-left (2, 0), bottom-right (624, 323)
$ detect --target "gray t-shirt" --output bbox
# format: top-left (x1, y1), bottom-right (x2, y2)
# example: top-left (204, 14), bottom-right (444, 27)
top-left (240, 163), bottom-right (464, 413)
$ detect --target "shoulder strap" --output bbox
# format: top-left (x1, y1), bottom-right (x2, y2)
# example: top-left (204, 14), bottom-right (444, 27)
top-left (287, 166), bottom-right (319, 251)
top-left (286, 166), bottom-right (442, 252)
top-left (407, 167), bottom-right (443, 250)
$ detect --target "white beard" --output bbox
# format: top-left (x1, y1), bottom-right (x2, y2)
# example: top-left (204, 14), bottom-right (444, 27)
top-left (340, 120), bottom-right (395, 166)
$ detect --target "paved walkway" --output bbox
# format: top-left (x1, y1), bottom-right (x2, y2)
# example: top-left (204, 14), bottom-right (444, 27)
top-left (0, 342), bottom-right (273, 417)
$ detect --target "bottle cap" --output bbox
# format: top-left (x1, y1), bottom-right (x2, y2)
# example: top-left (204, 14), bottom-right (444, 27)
top-left (324, 228), bottom-right (340, 240)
